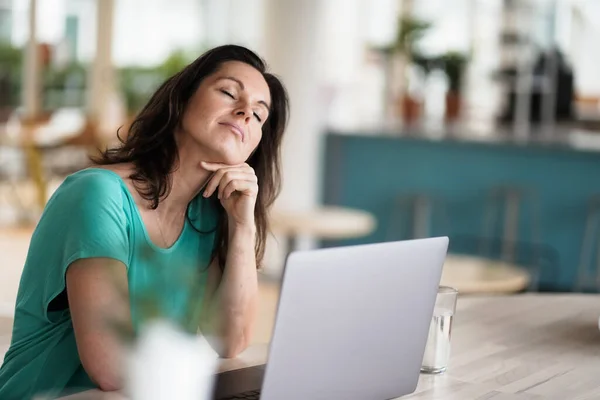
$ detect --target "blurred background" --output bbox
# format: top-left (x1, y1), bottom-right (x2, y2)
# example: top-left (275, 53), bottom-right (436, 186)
top-left (0, 0), bottom-right (600, 337)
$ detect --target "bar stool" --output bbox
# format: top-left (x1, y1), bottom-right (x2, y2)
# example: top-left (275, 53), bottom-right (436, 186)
top-left (386, 192), bottom-right (449, 241)
top-left (480, 185), bottom-right (542, 290)
top-left (575, 195), bottom-right (600, 292)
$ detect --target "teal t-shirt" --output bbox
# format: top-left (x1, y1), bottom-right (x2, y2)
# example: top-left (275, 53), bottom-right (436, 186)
top-left (0, 168), bottom-right (219, 399)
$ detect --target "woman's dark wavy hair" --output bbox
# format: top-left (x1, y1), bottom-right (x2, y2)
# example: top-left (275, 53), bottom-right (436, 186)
top-left (93, 44), bottom-right (289, 270)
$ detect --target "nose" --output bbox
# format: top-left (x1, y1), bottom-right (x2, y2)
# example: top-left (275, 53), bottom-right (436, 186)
top-left (234, 102), bottom-right (253, 123)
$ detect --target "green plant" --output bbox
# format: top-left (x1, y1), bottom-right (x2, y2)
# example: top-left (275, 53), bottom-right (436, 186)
top-left (118, 66), bottom-right (163, 114)
top-left (42, 62), bottom-right (88, 109)
top-left (158, 49), bottom-right (192, 78)
top-left (118, 48), bottom-right (199, 114)
top-left (412, 53), bottom-right (434, 75)
top-left (439, 51), bottom-right (468, 93)
top-left (0, 44), bottom-right (23, 107)
top-left (394, 16), bottom-right (431, 60)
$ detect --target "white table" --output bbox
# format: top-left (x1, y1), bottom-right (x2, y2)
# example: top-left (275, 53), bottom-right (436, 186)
top-left (60, 294), bottom-right (600, 399)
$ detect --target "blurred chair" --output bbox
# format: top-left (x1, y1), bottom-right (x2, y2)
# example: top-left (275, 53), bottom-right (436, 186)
top-left (449, 234), bottom-right (559, 292)
top-left (31, 108), bottom-right (86, 146)
top-left (575, 195), bottom-right (600, 292)
top-left (479, 185), bottom-right (544, 290)
top-left (386, 187), bottom-right (553, 292)
top-left (1, 108), bottom-right (97, 211)
top-left (481, 185), bottom-right (541, 261)
top-left (0, 147), bottom-right (31, 224)
top-left (386, 192), bottom-right (449, 241)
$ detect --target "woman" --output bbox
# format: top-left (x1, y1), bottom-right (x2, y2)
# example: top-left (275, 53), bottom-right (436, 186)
top-left (0, 44), bottom-right (288, 399)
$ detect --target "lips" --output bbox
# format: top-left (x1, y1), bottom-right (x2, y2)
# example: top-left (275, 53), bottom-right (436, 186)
top-left (219, 122), bottom-right (245, 142)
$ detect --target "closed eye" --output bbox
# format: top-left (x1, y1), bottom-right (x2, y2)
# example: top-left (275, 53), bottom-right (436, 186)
top-left (254, 113), bottom-right (262, 123)
top-left (220, 89), bottom-right (235, 99)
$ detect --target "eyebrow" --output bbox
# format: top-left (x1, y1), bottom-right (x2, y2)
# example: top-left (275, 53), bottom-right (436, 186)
top-left (218, 76), bottom-right (271, 112)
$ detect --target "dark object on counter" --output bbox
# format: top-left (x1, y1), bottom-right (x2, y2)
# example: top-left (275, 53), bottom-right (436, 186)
top-left (498, 48), bottom-right (574, 125)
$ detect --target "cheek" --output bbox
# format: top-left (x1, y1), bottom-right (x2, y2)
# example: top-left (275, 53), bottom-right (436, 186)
top-left (182, 106), bottom-right (212, 136)
top-left (249, 128), bottom-right (263, 149)
top-left (184, 93), bottom-right (221, 130)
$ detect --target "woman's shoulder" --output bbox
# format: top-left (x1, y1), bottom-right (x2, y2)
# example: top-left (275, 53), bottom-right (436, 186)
top-left (50, 167), bottom-right (131, 208)
top-left (35, 167), bottom-right (135, 238)
top-left (64, 167), bottom-right (123, 193)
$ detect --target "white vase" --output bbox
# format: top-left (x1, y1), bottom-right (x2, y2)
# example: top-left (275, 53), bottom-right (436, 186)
top-left (125, 320), bottom-right (219, 400)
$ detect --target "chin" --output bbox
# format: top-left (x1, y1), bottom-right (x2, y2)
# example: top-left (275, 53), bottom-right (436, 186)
top-left (219, 155), bottom-right (246, 166)
top-left (208, 147), bottom-right (247, 166)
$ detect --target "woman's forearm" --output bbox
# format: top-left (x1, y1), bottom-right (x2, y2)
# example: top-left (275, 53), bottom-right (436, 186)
top-left (208, 222), bottom-right (258, 357)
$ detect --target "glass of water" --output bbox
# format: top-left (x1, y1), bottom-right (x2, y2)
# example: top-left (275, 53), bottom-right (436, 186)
top-left (421, 286), bottom-right (458, 374)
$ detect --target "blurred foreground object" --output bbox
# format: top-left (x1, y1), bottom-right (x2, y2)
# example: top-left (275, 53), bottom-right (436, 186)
top-left (125, 320), bottom-right (218, 400)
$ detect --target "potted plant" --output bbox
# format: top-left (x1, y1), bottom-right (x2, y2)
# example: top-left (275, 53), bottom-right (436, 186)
top-left (392, 16), bottom-right (431, 124)
top-left (371, 15), bottom-right (431, 123)
top-left (438, 51), bottom-right (468, 123)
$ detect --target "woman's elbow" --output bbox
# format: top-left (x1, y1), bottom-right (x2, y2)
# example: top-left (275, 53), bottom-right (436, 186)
top-left (217, 334), bottom-right (250, 358)
top-left (218, 346), bottom-right (244, 359)
top-left (217, 342), bottom-right (245, 358)
top-left (82, 359), bottom-right (123, 392)
top-left (95, 377), bottom-right (122, 392)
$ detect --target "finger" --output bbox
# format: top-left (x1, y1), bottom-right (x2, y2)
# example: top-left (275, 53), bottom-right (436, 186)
top-left (200, 161), bottom-right (246, 171)
top-left (200, 161), bottom-right (255, 177)
top-left (217, 172), bottom-right (256, 199)
top-left (204, 171), bottom-right (252, 198)
top-left (222, 180), bottom-right (258, 200)
top-left (242, 164), bottom-right (255, 175)
top-left (203, 169), bottom-right (227, 198)
top-left (202, 164), bottom-right (257, 198)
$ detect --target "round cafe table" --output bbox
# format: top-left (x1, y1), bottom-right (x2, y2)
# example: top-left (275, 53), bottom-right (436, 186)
top-left (59, 294), bottom-right (600, 399)
top-left (440, 254), bottom-right (531, 294)
top-left (269, 206), bottom-right (377, 256)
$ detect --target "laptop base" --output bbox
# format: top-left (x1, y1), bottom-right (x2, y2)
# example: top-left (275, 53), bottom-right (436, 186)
top-left (212, 365), bottom-right (266, 400)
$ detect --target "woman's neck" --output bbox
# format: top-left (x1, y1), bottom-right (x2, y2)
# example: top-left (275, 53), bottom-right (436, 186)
top-left (156, 149), bottom-right (212, 217)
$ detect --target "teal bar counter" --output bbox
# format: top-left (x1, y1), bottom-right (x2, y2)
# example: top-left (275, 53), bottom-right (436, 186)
top-left (321, 131), bottom-right (600, 292)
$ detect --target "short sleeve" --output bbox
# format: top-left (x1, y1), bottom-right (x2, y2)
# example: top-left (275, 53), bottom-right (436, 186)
top-left (56, 171), bottom-right (130, 268)
top-left (27, 169), bottom-right (131, 319)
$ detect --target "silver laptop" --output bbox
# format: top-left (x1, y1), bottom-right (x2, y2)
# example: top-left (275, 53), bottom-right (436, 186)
top-left (212, 237), bottom-right (449, 400)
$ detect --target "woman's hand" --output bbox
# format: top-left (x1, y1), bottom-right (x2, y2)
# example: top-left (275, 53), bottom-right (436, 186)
top-left (201, 162), bottom-right (258, 228)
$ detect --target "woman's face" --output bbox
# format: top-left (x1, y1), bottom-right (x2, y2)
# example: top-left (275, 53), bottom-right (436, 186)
top-left (179, 61), bottom-right (271, 165)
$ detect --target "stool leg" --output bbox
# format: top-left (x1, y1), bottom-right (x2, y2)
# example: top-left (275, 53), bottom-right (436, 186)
top-left (528, 194), bottom-right (542, 292)
top-left (480, 192), bottom-right (498, 258)
top-left (387, 197), bottom-right (409, 241)
top-left (502, 190), bottom-right (520, 263)
top-left (413, 195), bottom-right (431, 239)
top-left (576, 209), bottom-right (597, 292)
top-left (595, 233), bottom-right (600, 292)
